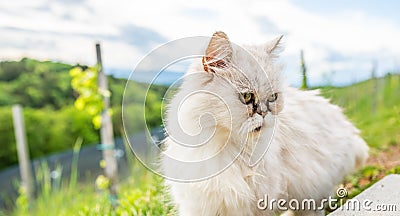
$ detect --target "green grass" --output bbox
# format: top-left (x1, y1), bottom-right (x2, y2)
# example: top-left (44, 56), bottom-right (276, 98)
top-left (6, 160), bottom-right (174, 216)
top-left (2, 140), bottom-right (175, 216)
top-left (319, 73), bottom-right (400, 150)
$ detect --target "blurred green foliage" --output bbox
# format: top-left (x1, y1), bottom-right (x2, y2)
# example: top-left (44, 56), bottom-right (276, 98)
top-left (8, 158), bottom-right (174, 216)
top-left (0, 58), bottom-right (73, 108)
top-left (0, 58), bottom-right (167, 170)
top-left (69, 66), bottom-right (104, 129)
top-left (319, 73), bottom-right (400, 150)
top-left (0, 106), bottom-right (98, 170)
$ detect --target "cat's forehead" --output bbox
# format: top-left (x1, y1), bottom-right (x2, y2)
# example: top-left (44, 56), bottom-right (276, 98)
top-left (231, 45), bottom-right (281, 94)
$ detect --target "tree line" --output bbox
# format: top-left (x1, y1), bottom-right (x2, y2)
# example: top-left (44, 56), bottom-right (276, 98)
top-left (0, 58), bottom-right (167, 170)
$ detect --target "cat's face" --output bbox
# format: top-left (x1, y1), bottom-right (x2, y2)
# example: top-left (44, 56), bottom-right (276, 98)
top-left (197, 31), bottom-right (284, 136)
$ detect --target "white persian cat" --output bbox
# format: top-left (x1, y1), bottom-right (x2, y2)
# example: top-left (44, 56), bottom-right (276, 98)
top-left (161, 32), bottom-right (368, 216)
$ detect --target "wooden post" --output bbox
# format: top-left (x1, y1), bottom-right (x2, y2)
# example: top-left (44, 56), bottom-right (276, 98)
top-left (12, 105), bottom-right (33, 202)
top-left (371, 61), bottom-right (378, 113)
top-left (300, 50), bottom-right (308, 90)
top-left (96, 43), bottom-right (119, 197)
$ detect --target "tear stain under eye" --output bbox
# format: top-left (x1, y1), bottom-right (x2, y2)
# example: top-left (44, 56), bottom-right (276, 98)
top-left (247, 100), bottom-right (259, 117)
top-left (241, 92), bottom-right (265, 117)
top-left (251, 102), bottom-right (258, 115)
top-left (246, 104), bottom-right (254, 116)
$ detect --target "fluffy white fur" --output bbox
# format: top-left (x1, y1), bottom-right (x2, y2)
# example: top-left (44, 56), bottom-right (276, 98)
top-left (161, 32), bottom-right (368, 216)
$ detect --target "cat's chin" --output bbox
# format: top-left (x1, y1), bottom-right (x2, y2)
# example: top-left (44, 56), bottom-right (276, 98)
top-left (249, 120), bottom-right (273, 133)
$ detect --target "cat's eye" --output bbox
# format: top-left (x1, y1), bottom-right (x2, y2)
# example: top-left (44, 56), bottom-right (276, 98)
top-left (241, 92), bottom-right (254, 104)
top-left (267, 93), bottom-right (278, 103)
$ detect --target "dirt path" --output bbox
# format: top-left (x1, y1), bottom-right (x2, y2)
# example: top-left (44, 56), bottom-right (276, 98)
top-left (341, 144), bottom-right (400, 197)
top-left (367, 144), bottom-right (400, 169)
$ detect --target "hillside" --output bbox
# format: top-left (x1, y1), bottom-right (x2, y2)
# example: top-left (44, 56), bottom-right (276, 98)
top-left (0, 58), bottom-right (167, 170)
top-left (319, 73), bottom-right (400, 151)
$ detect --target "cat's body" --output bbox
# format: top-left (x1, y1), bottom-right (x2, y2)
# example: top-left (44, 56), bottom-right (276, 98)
top-left (161, 32), bottom-right (368, 216)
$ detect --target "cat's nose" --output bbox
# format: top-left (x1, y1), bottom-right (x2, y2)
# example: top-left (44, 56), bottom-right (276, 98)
top-left (257, 111), bottom-right (267, 118)
top-left (256, 104), bottom-right (267, 118)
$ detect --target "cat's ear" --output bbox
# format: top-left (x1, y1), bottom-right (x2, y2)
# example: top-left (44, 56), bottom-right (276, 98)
top-left (266, 35), bottom-right (283, 54)
top-left (202, 31), bottom-right (233, 73)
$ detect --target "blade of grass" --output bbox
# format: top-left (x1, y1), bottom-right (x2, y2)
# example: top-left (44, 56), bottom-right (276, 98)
top-left (69, 137), bottom-right (82, 191)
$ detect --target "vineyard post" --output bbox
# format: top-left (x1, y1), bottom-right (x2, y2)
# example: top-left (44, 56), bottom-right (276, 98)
top-left (371, 61), bottom-right (378, 113)
top-left (96, 43), bottom-right (119, 197)
top-left (12, 104), bottom-right (33, 202)
top-left (300, 50), bottom-right (308, 90)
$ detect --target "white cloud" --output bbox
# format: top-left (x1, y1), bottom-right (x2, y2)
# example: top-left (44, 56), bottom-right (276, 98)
top-left (0, 0), bottom-right (399, 85)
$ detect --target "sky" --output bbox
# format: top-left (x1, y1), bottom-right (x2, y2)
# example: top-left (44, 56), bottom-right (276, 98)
top-left (1, 0), bottom-right (400, 86)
